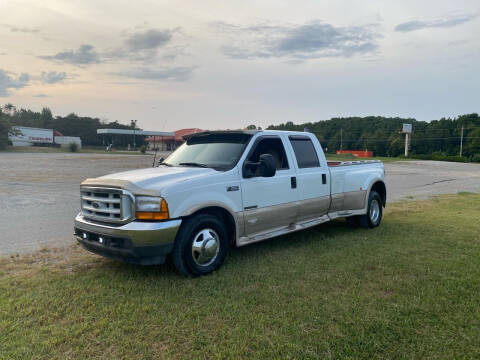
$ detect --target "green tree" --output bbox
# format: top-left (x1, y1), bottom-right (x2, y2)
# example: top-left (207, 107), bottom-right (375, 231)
top-left (465, 128), bottom-right (480, 157)
top-left (268, 114), bottom-right (480, 158)
top-left (40, 107), bottom-right (53, 128)
top-left (0, 108), bottom-right (12, 149)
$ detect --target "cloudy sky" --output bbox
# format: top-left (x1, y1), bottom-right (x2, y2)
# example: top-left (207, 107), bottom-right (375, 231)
top-left (1, 0), bottom-right (479, 131)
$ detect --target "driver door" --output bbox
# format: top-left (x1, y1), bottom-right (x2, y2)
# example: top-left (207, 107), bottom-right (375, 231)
top-left (240, 135), bottom-right (298, 238)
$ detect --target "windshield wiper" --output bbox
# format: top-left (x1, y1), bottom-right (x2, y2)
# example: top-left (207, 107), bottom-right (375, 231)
top-left (158, 162), bottom-right (173, 167)
top-left (178, 162), bottom-right (210, 168)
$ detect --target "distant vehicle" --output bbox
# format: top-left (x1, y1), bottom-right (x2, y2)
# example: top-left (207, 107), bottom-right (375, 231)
top-left (74, 130), bottom-right (386, 276)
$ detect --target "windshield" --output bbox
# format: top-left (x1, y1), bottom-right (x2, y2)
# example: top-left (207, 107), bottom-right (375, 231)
top-left (164, 133), bottom-right (253, 170)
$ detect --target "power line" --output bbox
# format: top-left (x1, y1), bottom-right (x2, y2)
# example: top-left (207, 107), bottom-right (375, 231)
top-left (308, 126), bottom-right (480, 134)
top-left (460, 126), bottom-right (464, 157)
top-left (318, 136), bottom-right (480, 143)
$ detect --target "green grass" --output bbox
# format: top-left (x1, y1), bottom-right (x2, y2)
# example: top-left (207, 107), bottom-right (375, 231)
top-left (1, 194), bottom-right (480, 359)
top-left (3, 146), bottom-right (66, 153)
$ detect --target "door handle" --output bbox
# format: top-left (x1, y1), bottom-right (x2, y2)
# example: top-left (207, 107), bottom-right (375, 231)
top-left (322, 174), bottom-right (327, 184)
top-left (291, 176), bottom-right (297, 189)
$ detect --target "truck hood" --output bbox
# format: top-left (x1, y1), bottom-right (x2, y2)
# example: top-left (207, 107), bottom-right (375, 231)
top-left (81, 166), bottom-right (217, 196)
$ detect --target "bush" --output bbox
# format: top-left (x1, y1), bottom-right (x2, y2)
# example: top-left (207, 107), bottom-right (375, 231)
top-left (69, 143), bottom-right (79, 152)
top-left (470, 154), bottom-right (480, 163)
top-left (139, 145), bottom-right (147, 154)
top-left (409, 154), bottom-right (468, 163)
top-left (0, 117), bottom-right (11, 150)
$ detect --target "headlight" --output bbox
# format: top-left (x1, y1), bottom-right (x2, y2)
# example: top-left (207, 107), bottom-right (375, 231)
top-left (135, 196), bottom-right (169, 220)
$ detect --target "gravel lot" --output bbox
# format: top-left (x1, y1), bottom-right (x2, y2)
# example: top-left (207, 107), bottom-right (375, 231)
top-left (1, 153), bottom-right (479, 256)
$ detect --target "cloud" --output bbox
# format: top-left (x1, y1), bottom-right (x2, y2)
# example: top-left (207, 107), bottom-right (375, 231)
top-left (33, 94), bottom-right (51, 98)
top-left (107, 28), bottom-right (179, 61)
top-left (2, 24), bottom-right (39, 33)
top-left (0, 69), bottom-right (30, 97)
top-left (213, 20), bottom-right (381, 61)
top-left (40, 44), bottom-right (100, 65)
top-left (114, 66), bottom-right (194, 81)
top-left (39, 29), bottom-right (183, 67)
top-left (40, 71), bottom-right (67, 84)
top-left (125, 29), bottom-right (173, 51)
top-left (395, 14), bottom-right (476, 32)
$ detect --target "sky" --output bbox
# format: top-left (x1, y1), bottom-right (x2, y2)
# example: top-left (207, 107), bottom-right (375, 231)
top-left (0, 0), bottom-right (479, 131)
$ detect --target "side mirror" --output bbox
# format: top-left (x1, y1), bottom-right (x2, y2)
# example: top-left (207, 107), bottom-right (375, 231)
top-left (243, 153), bottom-right (276, 178)
top-left (157, 157), bottom-right (165, 166)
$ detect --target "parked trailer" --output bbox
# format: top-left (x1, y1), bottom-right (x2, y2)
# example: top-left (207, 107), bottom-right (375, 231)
top-left (8, 126), bottom-right (54, 147)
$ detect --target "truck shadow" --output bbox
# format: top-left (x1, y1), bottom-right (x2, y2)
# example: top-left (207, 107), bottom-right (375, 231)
top-left (92, 218), bottom-right (374, 278)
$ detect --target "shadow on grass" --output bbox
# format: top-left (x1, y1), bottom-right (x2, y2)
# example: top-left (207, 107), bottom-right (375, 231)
top-left (89, 218), bottom-right (371, 279)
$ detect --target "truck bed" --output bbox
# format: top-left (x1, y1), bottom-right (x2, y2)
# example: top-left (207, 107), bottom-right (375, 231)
top-left (327, 160), bottom-right (384, 213)
top-left (327, 160), bottom-right (382, 167)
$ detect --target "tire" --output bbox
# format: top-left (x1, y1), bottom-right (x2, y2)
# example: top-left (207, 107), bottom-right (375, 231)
top-left (172, 213), bottom-right (229, 277)
top-left (358, 191), bottom-right (383, 229)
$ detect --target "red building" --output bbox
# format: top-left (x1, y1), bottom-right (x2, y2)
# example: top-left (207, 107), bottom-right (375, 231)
top-left (145, 128), bottom-right (204, 151)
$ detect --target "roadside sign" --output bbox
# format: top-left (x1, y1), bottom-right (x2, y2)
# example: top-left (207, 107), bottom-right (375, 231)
top-left (402, 124), bottom-right (412, 134)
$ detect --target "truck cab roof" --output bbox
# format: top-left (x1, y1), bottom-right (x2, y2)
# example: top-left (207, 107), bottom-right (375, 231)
top-left (183, 129), bottom-right (314, 141)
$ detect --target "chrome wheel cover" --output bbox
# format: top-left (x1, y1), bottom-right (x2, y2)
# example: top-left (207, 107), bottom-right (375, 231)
top-left (369, 199), bottom-right (380, 224)
top-left (191, 228), bottom-right (220, 267)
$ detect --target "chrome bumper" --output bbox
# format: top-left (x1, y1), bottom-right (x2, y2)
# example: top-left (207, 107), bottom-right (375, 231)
top-left (74, 213), bottom-right (181, 265)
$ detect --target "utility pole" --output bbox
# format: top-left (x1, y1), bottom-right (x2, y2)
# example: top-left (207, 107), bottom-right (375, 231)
top-left (401, 124), bottom-right (412, 157)
top-left (404, 132), bottom-right (410, 157)
top-left (132, 119), bottom-right (138, 150)
top-left (340, 128), bottom-right (343, 150)
top-left (460, 126), bottom-right (464, 157)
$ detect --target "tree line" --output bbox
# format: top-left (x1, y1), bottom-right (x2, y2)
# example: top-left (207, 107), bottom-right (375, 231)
top-left (1, 104), bottom-right (479, 160)
top-left (267, 114), bottom-right (480, 160)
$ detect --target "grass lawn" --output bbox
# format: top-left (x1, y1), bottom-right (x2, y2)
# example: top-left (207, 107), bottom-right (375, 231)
top-left (1, 194), bottom-right (480, 359)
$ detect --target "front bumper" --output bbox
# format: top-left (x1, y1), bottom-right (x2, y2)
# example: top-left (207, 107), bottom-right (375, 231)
top-left (74, 213), bottom-right (181, 265)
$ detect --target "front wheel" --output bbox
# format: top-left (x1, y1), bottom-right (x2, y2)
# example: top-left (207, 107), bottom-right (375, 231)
top-left (357, 191), bottom-right (383, 229)
top-left (172, 213), bottom-right (229, 277)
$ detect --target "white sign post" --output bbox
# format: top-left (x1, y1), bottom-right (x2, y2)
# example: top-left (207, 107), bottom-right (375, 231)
top-left (401, 124), bottom-right (412, 157)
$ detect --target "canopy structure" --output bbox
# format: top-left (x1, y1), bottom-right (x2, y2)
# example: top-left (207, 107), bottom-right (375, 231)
top-left (97, 129), bottom-right (173, 136)
top-left (97, 129), bottom-right (174, 150)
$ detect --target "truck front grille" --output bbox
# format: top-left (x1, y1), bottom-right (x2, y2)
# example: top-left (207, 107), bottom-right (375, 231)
top-left (80, 187), bottom-right (133, 224)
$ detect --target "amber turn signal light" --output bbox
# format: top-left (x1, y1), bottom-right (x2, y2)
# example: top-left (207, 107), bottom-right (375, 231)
top-left (136, 198), bottom-right (169, 220)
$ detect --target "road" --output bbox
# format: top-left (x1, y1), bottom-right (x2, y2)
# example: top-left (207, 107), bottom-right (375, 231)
top-left (385, 160), bottom-right (480, 201)
top-left (1, 153), bottom-right (479, 256)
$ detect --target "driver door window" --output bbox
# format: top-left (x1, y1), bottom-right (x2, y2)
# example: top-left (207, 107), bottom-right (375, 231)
top-left (246, 137), bottom-right (289, 170)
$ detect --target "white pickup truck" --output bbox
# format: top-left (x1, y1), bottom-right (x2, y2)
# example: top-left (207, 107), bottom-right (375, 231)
top-left (75, 130), bottom-right (386, 276)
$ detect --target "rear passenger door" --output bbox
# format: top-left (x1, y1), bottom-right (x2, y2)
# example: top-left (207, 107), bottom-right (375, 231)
top-left (240, 135), bottom-right (298, 237)
top-left (288, 135), bottom-right (330, 222)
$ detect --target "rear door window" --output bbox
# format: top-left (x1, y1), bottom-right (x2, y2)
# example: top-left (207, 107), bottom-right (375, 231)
top-left (289, 136), bottom-right (320, 168)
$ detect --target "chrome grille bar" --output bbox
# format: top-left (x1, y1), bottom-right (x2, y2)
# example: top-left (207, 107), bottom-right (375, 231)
top-left (81, 195), bottom-right (121, 203)
top-left (80, 187), bottom-right (134, 224)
